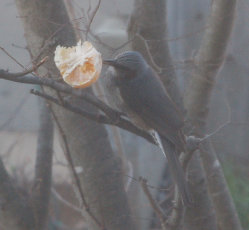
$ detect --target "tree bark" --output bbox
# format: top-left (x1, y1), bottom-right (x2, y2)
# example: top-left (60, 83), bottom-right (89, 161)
top-left (15, 1), bottom-right (136, 230)
top-left (184, 0), bottom-right (242, 230)
top-left (31, 98), bottom-right (54, 230)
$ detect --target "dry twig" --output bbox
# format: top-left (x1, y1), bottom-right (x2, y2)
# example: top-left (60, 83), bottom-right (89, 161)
top-left (139, 177), bottom-right (167, 229)
top-left (85, 0), bottom-right (101, 40)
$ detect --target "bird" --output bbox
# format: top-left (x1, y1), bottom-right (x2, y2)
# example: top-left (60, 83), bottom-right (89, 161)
top-left (102, 51), bottom-right (191, 205)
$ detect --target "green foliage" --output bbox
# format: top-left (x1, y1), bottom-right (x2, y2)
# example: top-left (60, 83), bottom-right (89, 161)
top-left (223, 161), bottom-right (249, 229)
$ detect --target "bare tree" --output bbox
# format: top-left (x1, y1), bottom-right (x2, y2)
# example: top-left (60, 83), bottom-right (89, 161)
top-left (0, 0), bottom-right (244, 229)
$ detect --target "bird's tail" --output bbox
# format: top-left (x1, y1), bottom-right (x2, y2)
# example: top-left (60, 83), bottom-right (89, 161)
top-left (151, 131), bottom-right (192, 205)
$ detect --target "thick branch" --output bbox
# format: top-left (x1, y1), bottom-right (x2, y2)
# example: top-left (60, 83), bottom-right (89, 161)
top-left (31, 89), bottom-right (204, 153)
top-left (30, 89), bottom-right (154, 144)
top-left (185, 0), bottom-right (237, 123)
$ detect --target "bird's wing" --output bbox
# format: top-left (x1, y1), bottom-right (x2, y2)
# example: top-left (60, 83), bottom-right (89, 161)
top-left (120, 67), bottom-right (185, 148)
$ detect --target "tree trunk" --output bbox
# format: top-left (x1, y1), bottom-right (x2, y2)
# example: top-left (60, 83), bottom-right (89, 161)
top-left (184, 0), bottom-right (242, 230)
top-left (31, 98), bottom-right (54, 230)
top-left (128, 1), bottom-right (217, 230)
top-left (15, 1), bottom-right (136, 229)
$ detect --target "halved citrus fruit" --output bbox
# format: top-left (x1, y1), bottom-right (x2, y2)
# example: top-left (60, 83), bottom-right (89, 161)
top-left (54, 41), bottom-right (102, 88)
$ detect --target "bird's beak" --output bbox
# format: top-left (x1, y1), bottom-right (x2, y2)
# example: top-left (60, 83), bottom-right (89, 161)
top-left (103, 59), bottom-right (117, 66)
top-left (103, 59), bottom-right (129, 71)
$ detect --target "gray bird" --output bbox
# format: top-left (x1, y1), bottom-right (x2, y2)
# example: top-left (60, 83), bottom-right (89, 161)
top-left (103, 51), bottom-right (191, 205)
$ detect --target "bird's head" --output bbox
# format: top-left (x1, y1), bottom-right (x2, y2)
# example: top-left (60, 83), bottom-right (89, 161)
top-left (103, 51), bottom-right (147, 78)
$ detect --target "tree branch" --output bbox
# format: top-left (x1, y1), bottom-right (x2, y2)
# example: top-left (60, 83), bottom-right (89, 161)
top-left (0, 67), bottom-right (206, 153)
top-left (0, 71), bottom-right (122, 121)
top-left (29, 89), bottom-right (154, 144)
top-left (0, 56), bottom-right (47, 78)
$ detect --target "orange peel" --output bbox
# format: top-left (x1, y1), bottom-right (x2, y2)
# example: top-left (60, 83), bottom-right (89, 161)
top-left (54, 41), bottom-right (102, 88)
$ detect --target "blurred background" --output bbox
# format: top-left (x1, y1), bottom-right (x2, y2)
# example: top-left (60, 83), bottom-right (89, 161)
top-left (0, 0), bottom-right (248, 229)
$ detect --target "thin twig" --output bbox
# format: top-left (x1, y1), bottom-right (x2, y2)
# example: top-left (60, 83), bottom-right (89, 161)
top-left (0, 46), bottom-right (25, 69)
top-left (136, 33), bottom-right (162, 73)
top-left (200, 91), bottom-right (232, 142)
top-left (139, 177), bottom-right (167, 230)
top-left (52, 188), bottom-right (83, 213)
top-left (1, 139), bottom-right (19, 160)
top-left (0, 56), bottom-right (48, 78)
top-left (165, 189), bottom-right (184, 230)
top-left (0, 93), bottom-right (29, 130)
top-left (65, 0), bottom-right (83, 40)
top-left (85, 0), bottom-right (101, 40)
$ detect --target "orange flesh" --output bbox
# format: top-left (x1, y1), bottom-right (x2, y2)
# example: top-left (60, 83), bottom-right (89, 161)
top-left (81, 58), bottom-right (95, 73)
top-left (64, 59), bottom-right (99, 88)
